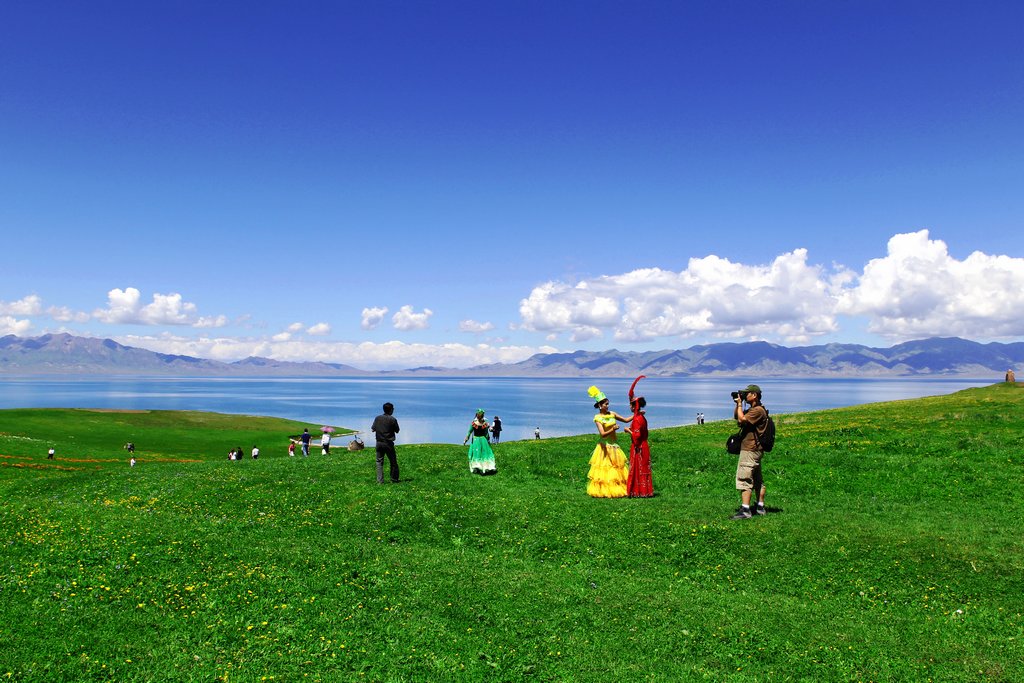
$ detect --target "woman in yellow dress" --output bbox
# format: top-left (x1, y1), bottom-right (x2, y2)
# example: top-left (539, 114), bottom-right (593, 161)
top-left (586, 385), bottom-right (631, 498)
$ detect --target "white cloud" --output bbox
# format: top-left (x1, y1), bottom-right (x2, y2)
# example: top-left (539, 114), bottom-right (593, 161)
top-left (271, 321), bottom-right (307, 342)
top-left (195, 315), bottom-right (228, 328)
top-left (459, 319), bottom-right (495, 333)
top-left (92, 287), bottom-right (222, 327)
top-left (117, 334), bottom-right (557, 371)
top-left (361, 307), bottom-right (388, 330)
top-left (836, 230), bottom-right (1024, 340)
top-left (519, 282), bottom-right (620, 336)
top-left (1, 295), bottom-right (88, 323)
top-left (519, 231), bottom-right (1024, 345)
top-left (392, 305), bottom-right (432, 331)
top-left (520, 250), bottom-right (842, 344)
top-left (0, 315), bottom-right (33, 336)
top-left (307, 322), bottom-right (331, 336)
top-left (0, 295), bottom-right (43, 316)
top-left (48, 306), bottom-right (91, 323)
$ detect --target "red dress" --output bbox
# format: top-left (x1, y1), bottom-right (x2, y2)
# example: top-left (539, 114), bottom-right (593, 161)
top-left (626, 410), bottom-right (654, 497)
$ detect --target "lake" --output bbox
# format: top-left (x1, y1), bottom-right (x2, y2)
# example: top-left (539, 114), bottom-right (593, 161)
top-left (0, 375), bottom-right (996, 445)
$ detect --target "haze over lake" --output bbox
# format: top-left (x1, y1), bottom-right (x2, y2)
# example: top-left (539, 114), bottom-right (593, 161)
top-left (0, 375), bottom-right (995, 445)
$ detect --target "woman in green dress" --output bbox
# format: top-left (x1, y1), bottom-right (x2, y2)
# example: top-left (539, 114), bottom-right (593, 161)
top-left (463, 409), bottom-right (497, 475)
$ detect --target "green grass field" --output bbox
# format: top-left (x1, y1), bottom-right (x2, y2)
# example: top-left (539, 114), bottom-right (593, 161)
top-left (1, 385), bottom-right (1022, 682)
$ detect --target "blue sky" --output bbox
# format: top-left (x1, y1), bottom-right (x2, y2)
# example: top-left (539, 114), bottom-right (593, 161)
top-left (2, 1), bottom-right (1022, 369)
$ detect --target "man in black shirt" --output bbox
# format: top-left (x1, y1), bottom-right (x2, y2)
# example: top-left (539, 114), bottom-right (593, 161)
top-left (371, 402), bottom-right (401, 483)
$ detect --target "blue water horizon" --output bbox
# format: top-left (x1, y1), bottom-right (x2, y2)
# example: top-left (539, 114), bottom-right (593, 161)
top-left (0, 375), bottom-right (997, 445)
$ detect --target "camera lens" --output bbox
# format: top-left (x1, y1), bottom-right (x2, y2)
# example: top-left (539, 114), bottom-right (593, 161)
top-left (731, 391), bottom-right (739, 399)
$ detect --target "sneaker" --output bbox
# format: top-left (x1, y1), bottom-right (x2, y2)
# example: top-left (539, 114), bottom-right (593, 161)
top-left (730, 507), bottom-right (752, 520)
top-left (755, 506), bottom-right (767, 516)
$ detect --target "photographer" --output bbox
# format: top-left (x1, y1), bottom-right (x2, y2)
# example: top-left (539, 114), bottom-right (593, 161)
top-left (730, 384), bottom-right (768, 520)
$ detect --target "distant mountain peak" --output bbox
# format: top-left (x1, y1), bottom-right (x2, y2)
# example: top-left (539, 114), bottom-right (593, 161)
top-left (0, 333), bottom-right (1019, 378)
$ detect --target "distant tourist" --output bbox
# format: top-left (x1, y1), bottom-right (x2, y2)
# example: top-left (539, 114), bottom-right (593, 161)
top-left (251, 445), bottom-right (260, 460)
top-left (586, 385), bottom-right (630, 498)
top-left (47, 447), bottom-right (55, 460)
top-left (491, 416), bottom-right (502, 444)
top-left (125, 442), bottom-right (135, 454)
top-left (228, 448), bottom-right (237, 461)
top-left (730, 385), bottom-right (769, 520)
top-left (321, 431), bottom-right (331, 455)
top-left (534, 426), bottom-right (541, 440)
top-left (371, 402), bottom-right (401, 483)
top-left (130, 457), bottom-right (137, 467)
top-left (288, 441), bottom-right (296, 457)
top-left (626, 376), bottom-right (653, 498)
top-left (463, 409), bottom-right (497, 475)
top-left (1006, 368), bottom-right (1016, 383)
top-left (300, 428), bottom-right (311, 457)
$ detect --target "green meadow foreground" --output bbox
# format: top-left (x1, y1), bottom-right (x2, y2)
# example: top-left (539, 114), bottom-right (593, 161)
top-left (1, 386), bottom-right (1022, 682)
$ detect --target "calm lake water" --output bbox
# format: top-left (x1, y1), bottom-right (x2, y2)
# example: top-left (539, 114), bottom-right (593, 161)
top-left (0, 375), bottom-right (995, 445)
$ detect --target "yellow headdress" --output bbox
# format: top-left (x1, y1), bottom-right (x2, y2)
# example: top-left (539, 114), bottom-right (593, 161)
top-left (588, 385), bottom-right (607, 407)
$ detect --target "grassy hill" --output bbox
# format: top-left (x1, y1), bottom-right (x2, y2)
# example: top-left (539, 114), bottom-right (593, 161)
top-left (1, 385), bottom-right (1022, 681)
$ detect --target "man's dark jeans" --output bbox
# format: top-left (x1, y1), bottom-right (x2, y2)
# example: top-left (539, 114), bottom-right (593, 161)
top-left (376, 443), bottom-right (399, 483)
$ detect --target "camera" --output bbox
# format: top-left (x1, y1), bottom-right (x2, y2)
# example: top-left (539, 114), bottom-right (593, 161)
top-left (731, 390), bottom-right (743, 399)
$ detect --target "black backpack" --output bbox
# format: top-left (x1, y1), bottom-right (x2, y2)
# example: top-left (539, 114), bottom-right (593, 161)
top-left (754, 408), bottom-right (776, 452)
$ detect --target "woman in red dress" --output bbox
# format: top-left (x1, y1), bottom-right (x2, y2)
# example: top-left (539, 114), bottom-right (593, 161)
top-left (626, 375), bottom-right (654, 498)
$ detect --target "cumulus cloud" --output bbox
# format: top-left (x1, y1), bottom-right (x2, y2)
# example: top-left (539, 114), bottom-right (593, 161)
top-left (0, 315), bottom-right (33, 336)
top-left (307, 322), bottom-right (331, 336)
top-left (117, 334), bottom-right (556, 371)
top-left (361, 307), bottom-right (388, 330)
top-left (0, 295), bottom-right (43, 316)
top-left (92, 287), bottom-right (222, 327)
top-left (520, 250), bottom-right (843, 344)
top-left (48, 306), bottom-right (91, 323)
top-left (518, 230), bottom-right (1024, 345)
top-left (392, 305), bottom-right (432, 331)
top-left (459, 319), bottom-right (495, 334)
top-left (1, 295), bottom-right (88, 324)
top-left (836, 230), bottom-right (1024, 340)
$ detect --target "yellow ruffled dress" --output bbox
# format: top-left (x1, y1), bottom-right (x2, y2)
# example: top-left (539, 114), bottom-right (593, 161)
top-left (587, 413), bottom-right (629, 498)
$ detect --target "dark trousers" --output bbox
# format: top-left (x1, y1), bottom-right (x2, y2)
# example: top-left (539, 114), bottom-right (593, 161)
top-left (376, 443), bottom-right (399, 483)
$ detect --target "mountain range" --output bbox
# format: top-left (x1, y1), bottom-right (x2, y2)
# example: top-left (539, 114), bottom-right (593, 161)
top-left (1, 333), bottom-right (1022, 378)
